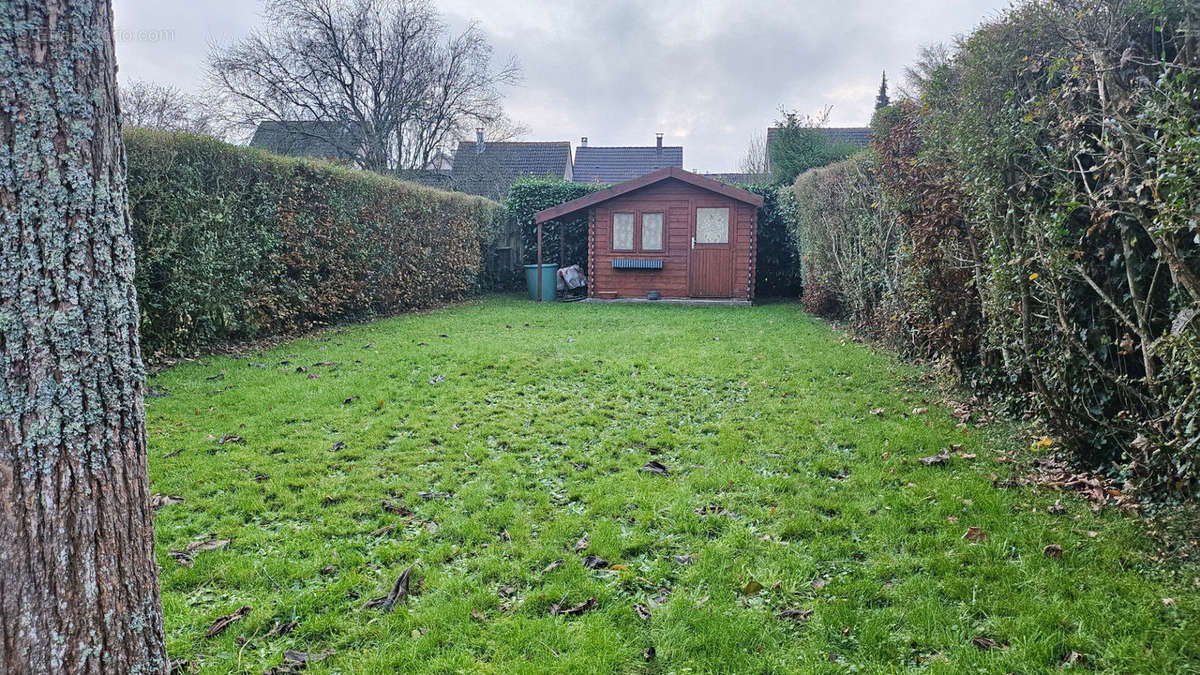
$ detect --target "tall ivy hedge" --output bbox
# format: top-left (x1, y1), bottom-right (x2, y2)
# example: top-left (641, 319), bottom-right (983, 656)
top-left (124, 129), bottom-right (502, 355)
top-left (504, 177), bottom-right (607, 270)
top-left (791, 0), bottom-right (1200, 497)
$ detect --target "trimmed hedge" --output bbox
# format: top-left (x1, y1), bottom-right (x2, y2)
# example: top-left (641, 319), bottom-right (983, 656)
top-left (505, 177), bottom-right (607, 270)
top-left (791, 1), bottom-right (1200, 497)
top-left (125, 129), bottom-right (502, 355)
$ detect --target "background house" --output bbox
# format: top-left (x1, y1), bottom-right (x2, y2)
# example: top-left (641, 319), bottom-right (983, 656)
top-left (450, 131), bottom-right (572, 199)
top-left (572, 134), bottom-right (683, 184)
top-left (249, 120), bottom-right (365, 163)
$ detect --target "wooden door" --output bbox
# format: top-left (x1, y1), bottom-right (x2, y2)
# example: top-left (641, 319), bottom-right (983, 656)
top-left (689, 203), bottom-right (733, 297)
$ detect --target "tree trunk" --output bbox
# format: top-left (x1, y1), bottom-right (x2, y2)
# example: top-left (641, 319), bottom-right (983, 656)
top-left (0, 1), bottom-right (167, 673)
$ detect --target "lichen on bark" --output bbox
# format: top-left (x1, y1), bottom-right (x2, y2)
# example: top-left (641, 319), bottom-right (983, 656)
top-left (1, 1), bottom-right (167, 672)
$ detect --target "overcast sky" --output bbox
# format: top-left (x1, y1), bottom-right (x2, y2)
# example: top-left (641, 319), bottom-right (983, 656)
top-left (111, 0), bottom-right (1011, 172)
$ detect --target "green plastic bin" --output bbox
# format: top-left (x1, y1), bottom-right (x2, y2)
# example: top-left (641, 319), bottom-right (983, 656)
top-left (524, 264), bottom-right (558, 302)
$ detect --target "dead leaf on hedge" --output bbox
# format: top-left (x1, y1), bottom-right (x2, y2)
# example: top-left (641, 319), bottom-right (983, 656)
top-left (582, 554), bottom-right (609, 569)
top-left (777, 608), bottom-right (813, 621)
top-left (741, 580), bottom-right (763, 596)
top-left (641, 460), bottom-right (669, 476)
top-left (150, 494), bottom-right (184, 510)
top-left (1043, 544), bottom-right (1063, 559)
top-left (919, 449), bottom-right (951, 466)
top-left (169, 538), bottom-right (230, 567)
top-left (551, 596), bottom-right (597, 616)
top-left (204, 606), bottom-right (251, 637)
top-left (962, 527), bottom-right (988, 542)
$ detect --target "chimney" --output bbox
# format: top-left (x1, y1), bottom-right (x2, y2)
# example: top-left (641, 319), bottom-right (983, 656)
top-left (580, 136), bottom-right (587, 147)
top-left (656, 132), bottom-right (663, 167)
top-left (476, 128), bottom-right (485, 154)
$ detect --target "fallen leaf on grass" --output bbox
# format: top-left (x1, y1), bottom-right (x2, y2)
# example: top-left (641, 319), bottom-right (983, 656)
top-left (641, 461), bottom-right (669, 476)
top-left (205, 606), bottom-right (251, 637)
top-left (919, 449), bottom-right (951, 466)
top-left (962, 527), bottom-right (988, 542)
top-left (1047, 500), bottom-right (1066, 514)
top-left (218, 434), bottom-right (243, 445)
top-left (811, 578), bottom-right (827, 590)
top-left (643, 646), bottom-right (656, 662)
top-left (264, 649), bottom-right (334, 674)
top-left (381, 500), bottom-right (413, 516)
top-left (869, 408), bottom-right (885, 416)
top-left (169, 539), bottom-right (230, 567)
top-left (550, 596), bottom-right (597, 616)
top-left (694, 505), bottom-right (738, 518)
top-left (372, 525), bottom-right (395, 537)
top-left (741, 580), bottom-right (763, 596)
top-left (1064, 650), bottom-right (1087, 666)
top-left (471, 610), bottom-right (486, 622)
top-left (418, 491), bottom-right (450, 501)
top-left (498, 584), bottom-right (516, 598)
top-left (673, 555), bottom-right (694, 565)
top-left (1043, 544), bottom-right (1063, 559)
top-left (542, 560), bottom-right (562, 574)
top-left (428, 375), bottom-right (446, 385)
top-left (364, 565), bottom-right (413, 612)
top-left (164, 448), bottom-right (184, 459)
top-left (150, 494), bottom-right (184, 510)
top-left (582, 554), bottom-right (609, 570)
top-left (777, 608), bottom-right (813, 621)
top-left (331, 441), bottom-right (345, 451)
top-left (1162, 597), bottom-right (1176, 606)
top-left (206, 373), bottom-right (224, 381)
top-left (573, 535), bottom-right (589, 552)
top-left (972, 636), bottom-right (1000, 650)
top-left (342, 396), bottom-right (359, 405)
top-left (912, 407), bottom-right (929, 415)
top-left (634, 604), bottom-right (652, 621)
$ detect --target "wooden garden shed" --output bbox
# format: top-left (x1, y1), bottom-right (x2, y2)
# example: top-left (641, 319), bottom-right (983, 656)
top-left (534, 167), bottom-right (764, 302)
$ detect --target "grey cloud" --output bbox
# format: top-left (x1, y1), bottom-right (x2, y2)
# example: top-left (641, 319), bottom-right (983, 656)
top-left (114, 0), bottom-right (1010, 170)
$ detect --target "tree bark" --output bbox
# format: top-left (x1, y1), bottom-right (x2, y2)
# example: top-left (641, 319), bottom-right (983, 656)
top-left (1, 1), bottom-right (167, 673)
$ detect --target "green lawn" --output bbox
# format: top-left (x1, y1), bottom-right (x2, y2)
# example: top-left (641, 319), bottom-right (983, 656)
top-left (147, 296), bottom-right (1198, 673)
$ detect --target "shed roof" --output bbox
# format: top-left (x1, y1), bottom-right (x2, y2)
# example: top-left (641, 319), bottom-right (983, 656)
top-left (249, 120), bottom-right (364, 161)
top-left (572, 145), bottom-right (683, 184)
top-left (450, 141), bottom-right (572, 198)
top-left (535, 167), bottom-right (764, 224)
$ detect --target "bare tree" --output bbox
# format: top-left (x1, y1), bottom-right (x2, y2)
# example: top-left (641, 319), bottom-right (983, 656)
top-left (120, 78), bottom-right (216, 135)
top-left (209, 0), bottom-right (521, 172)
top-left (739, 130), bottom-right (770, 175)
top-left (2, 1), bottom-right (167, 672)
top-left (901, 43), bottom-right (951, 99)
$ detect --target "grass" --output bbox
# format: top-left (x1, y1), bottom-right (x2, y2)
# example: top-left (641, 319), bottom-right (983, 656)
top-left (147, 296), bottom-right (1199, 673)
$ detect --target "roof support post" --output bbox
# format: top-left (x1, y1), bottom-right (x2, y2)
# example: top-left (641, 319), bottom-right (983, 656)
top-left (536, 220), bottom-right (544, 301)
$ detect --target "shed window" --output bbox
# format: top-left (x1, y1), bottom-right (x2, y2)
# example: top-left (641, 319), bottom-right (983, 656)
top-left (641, 213), bottom-right (664, 251)
top-left (696, 208), bottom-right (729, 244)
top-left (612, 213), bottom-right (634, 250)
